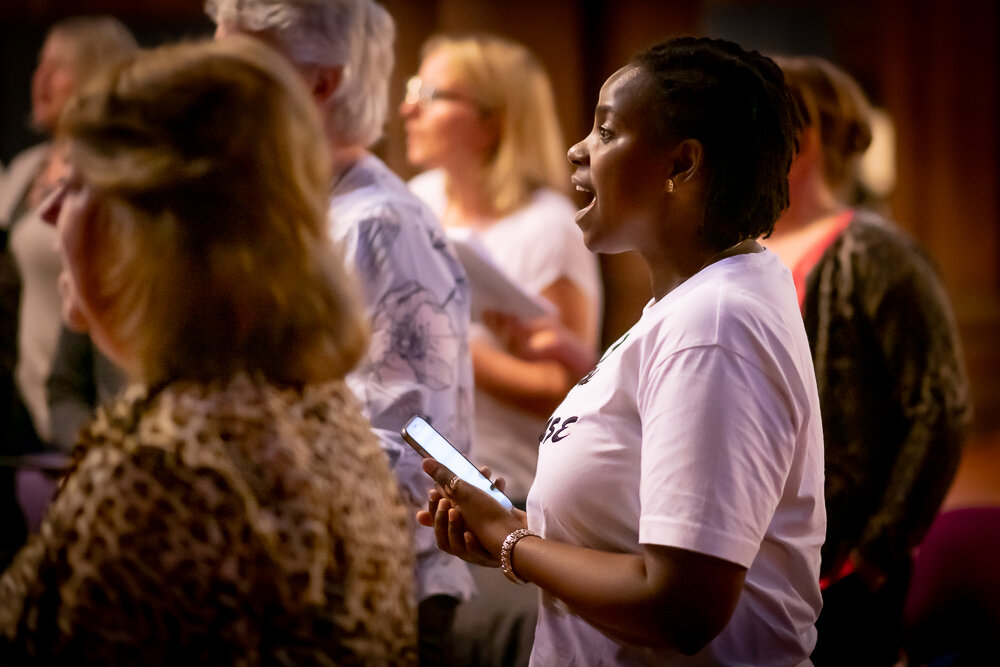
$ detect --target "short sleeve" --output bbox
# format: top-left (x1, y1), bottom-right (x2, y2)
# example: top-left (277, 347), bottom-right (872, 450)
top-left (637, 345), bottom-right (798, 567)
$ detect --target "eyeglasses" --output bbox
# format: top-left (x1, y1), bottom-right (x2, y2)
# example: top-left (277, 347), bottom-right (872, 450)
top-left (404, 76), bottom-right (484, 110)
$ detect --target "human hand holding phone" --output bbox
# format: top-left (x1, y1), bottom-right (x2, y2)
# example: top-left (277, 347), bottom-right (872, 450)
top-left (404, 416), bottom-right (526, 565)
top-left (401, 415), bottom-right (513, 510)
top-left (418, 456), bottom-right (528, 568)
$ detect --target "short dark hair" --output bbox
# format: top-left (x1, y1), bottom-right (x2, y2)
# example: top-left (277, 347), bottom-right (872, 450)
top-left (631, 36), bottom-right (800, 248)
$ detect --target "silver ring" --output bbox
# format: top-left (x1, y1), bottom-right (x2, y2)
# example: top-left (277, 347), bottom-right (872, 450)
top-left (445, 475), bottom-right (461, 494)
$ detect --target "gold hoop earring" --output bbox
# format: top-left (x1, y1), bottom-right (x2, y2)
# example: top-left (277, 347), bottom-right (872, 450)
top-left (666, 179), bottom-right (675, 193)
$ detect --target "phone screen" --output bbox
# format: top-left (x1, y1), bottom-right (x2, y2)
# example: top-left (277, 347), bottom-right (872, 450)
top-left (401, 415), bottom-right (513, 510)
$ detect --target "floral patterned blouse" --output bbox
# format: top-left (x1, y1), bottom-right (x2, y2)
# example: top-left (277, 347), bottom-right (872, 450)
top-left (328, 154), bottom-right (475, 603)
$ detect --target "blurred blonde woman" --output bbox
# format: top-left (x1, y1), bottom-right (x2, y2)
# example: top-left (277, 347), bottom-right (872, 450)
top-left (0, 16), bottom-right (137, 453)
top-left (403, 33), bottom-right (601, 507)
top-left (0, 36), bottom-right (416, 664)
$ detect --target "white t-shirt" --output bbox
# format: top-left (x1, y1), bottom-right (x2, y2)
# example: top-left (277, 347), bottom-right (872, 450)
top-left (526, 250), bottom-right (825, 666)
top-left (2, 143), bottom-right (60, 444)
top-left (11, 210), bottom-right (62, 443)
top-left (409, 169), bottom-right (601, 502)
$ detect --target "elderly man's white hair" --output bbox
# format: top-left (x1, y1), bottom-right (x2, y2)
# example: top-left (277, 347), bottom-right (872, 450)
top-left (206, 0), bottom-right (394, 148)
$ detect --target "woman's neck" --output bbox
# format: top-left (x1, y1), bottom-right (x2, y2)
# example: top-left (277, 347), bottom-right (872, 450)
top-left (774, 174), bottom-right (846, 238)
top-left (329, 144), bottom-right (367, 190)
top-left (765, 176), bottom-right (850, 270)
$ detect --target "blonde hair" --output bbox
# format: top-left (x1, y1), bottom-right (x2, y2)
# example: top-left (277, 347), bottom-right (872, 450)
top-left (47, 15), bottom-right (139, 84)
top-left (774, 55), bottom-right (874, 191)
top-left (205, 0), bottom-right (395, 149)
top-left (423, 34), bottom-right (569, 216)
top-left (60, 35), bottom-right (367, 388)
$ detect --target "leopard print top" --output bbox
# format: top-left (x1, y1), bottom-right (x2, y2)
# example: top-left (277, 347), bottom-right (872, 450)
top-left (0, 373), bottom-right (417, 665)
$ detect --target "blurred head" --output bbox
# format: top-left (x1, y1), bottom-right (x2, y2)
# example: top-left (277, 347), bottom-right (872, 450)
top-left (42, 35), bottom-right (367, 388)
top-left (402, 33), bottom-right (569, 216)
top-left (206, 0), bottom-right (395, 149)
top-left (31, 15), bottom-right (138, 132)
top-left (773, 55), bottom-right (873, 193)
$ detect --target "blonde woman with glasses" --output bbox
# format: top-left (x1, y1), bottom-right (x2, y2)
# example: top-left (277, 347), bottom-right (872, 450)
top-left (402, 34), bottom-right (601, 510)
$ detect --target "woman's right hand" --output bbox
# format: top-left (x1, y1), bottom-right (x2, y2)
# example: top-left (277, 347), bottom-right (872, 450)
top-left (482, 310), bottom-right (597, 377)
top-left (416, 458), bottom-right (527, 567)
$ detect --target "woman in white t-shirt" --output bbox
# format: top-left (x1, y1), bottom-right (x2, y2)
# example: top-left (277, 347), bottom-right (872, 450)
top-left (401, 34), bottom-right (601, 507)
top-left (418, 37), bottom-right (827, 665)
top-left (1, 16), bottom-right (136, 452)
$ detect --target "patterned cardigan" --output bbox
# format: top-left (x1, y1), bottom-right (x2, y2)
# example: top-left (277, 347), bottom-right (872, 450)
top-left (803, 209), bottom-right (971, 576)
top-left (0, 374), bottom-right (418, 665)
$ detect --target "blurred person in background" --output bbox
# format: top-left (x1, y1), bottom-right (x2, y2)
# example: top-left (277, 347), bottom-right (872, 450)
top-left (0, 15), bottom-right (136, 454)
top-left (0, 13), bottom-right (136, 571)
top-left (401, 34), bottom-right (601, 666)
top-left (205, 1), bottom-right (475, 662)
top-left (767, 55), bottom-right (970, 666)
top-left (402, 32), bottom-right (601, 514)
top-left (46, 324), bottom-right (127, 452)
top-left (0, 35), bottom-right (416, 664)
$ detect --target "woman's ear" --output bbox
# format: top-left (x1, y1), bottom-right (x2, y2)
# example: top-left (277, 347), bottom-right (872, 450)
top-left (57, 189), bottom-right (106, 332)
top-left (306, 64), bottom-right (343, 105)
top-left (59, 199), bottom-right (137, 375)
top-left (668, 138), bottom-right (704, 186)
top-left (793, 126), bottom-right (824, 171)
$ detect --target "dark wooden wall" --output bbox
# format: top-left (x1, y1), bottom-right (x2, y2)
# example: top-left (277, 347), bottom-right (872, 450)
top-left (2, 0), bottom-right (997, 433)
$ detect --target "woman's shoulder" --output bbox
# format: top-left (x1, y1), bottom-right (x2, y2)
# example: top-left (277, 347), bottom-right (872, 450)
top-left (643, 254), bottom-right (796, 344)
top-left (843, 210), bottom-right (929, 258)
top-left (836, 209), bottom-right (944, 284)
top-left (73, 372), bottom-right (404, 562)
top-left (79, 375), bottom-right (371, 481)
top-left (2, 143), bottom-right (49, 177)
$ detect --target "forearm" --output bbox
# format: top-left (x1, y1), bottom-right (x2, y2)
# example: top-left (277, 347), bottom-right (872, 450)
top-left (539, 278), bottom-right (600, 376)
top-left (860, 260), bottom-right (970, 565)
top-left (471, 341), bottom-right (573, 418)
top-left (543, 335), bottom-right (599, 379)
top-left (864, 329), bottom-right (967, 563)
top-left (512, 538), bottom-right (671, 646)
top-left (859, 425), bottom-right (963, 566)
top-left (419, 462), bottom-right (744, 654)
top-left (540, 277), bottom-right (599, 350)
top-left (508, 538), bottom-right (743, 654)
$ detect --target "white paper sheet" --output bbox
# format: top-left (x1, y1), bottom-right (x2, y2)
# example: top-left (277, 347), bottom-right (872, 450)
top-left (447, 231), bottom-right (555, 321)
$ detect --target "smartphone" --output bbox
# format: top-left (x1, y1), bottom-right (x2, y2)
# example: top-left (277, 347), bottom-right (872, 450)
top-left (401, 415), bottom-right (513, 510)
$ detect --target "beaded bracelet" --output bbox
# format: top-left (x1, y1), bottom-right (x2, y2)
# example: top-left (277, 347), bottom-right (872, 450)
top-left (500, 528), bottom-right (538, 584)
